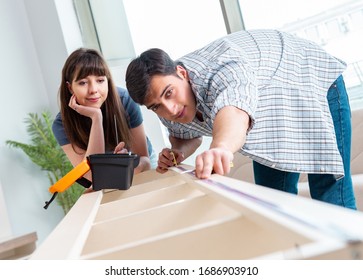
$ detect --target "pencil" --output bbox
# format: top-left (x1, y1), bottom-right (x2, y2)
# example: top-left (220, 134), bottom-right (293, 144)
top-left (170, 151), bottom-right (178, 166)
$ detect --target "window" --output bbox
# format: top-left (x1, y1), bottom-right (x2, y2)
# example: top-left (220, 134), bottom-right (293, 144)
top-left (349, 8), bottom-right (363, 28)
top-left (74, 0), bottom-right (227, 87)
top-left (238, 0), bottom-right (363, 109)
top-left (326, 19), bottom-right (342, 37)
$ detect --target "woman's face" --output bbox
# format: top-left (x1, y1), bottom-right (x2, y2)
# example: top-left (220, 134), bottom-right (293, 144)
top-left (68, 75), bottom-right (108, 108)
top-left (144, 66), bottom-right (196, 123)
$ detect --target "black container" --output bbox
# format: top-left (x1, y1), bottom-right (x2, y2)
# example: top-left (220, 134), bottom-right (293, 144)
top-left (88, 153), bottom-right (140, 191)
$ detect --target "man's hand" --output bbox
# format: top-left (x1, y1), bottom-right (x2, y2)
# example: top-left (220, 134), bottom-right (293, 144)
top-left (156, 148), bottom-right (185, 173)
top-left (193, 106), bottom-right (249, 179)
top-left (195, 147), bottom-right (233, 179)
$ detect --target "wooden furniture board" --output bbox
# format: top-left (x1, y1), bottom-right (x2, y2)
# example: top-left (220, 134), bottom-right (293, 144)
top-left (31, 165), bottom-right (363, 260)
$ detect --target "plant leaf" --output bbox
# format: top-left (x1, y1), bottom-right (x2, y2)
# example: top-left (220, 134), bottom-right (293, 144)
top-left (6, 111), bottom-right (83, 214)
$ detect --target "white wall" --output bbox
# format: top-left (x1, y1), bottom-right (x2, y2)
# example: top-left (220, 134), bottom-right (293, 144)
top-left (0, 0), bottom-right (222, 247)
top-left (0, 0), bottom-right (169, 247)
top-left (0, 0), bottom-right (77, 245)
top-left (0, 180), bottom-right (12, 240)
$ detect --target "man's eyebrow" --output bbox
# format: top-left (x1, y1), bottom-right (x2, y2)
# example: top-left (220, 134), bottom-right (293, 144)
top-left (146, 84), bottom-right (171, 110)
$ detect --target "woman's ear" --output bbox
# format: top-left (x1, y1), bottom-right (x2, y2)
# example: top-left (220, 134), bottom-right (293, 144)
top-left (66, 81), bottom-right (73, 94)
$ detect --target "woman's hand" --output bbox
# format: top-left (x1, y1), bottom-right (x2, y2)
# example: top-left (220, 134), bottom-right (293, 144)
top-left (156, 148), bottom-right (185, 173)
top-left (69, 95), bottom-right (101, 120)
top-left (114, 141), bottom-right (129, 154)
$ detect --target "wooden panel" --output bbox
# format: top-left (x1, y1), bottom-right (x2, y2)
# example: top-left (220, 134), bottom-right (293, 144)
top-left (85, 216), bottom-right (311, 260)
top-left (96, 183), bottom-right (204, 222)
top-left (31, 165), bottom-right (363, 260)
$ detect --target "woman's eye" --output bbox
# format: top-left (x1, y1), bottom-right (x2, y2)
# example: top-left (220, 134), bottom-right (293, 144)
top-left (97, 78), bottom-right (105, 83)
top-left (78, 81), bottom-right (86, 86)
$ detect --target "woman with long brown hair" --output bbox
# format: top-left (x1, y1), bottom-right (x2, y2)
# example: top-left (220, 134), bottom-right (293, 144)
top-left (53, 48), bottom-right (156, 182)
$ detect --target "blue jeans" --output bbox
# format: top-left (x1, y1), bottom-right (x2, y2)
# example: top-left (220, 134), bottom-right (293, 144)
top-left (253, 75), bottom-right (357, 210)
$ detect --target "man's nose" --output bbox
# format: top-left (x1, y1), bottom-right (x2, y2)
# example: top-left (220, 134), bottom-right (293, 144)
top-left (164, 101), bottom-right (177, 116)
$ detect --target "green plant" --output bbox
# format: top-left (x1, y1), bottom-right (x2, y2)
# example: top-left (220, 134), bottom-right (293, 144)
top-left (6, 111), bottom-right (84, 214)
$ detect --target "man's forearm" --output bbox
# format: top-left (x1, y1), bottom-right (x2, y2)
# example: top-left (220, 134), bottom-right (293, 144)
top-left (211, 106), bottom-right (250, 153)
top-left (170, 136), bottom-right (202, 159)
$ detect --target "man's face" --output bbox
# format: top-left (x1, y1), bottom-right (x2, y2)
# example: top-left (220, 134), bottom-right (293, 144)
top-left (144, 66), bottom-right (197, 123)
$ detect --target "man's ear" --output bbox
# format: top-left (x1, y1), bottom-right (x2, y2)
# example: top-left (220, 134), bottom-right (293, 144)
top-left (176, 65), bottom-right (188, 80)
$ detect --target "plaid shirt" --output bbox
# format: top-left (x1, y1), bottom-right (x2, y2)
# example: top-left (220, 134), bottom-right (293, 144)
top-left (159, 29), bottom-right (347, 177)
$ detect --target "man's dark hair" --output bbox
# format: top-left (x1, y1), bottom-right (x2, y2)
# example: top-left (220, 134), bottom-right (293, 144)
top-left (125, 48), bottom-right (177, 105)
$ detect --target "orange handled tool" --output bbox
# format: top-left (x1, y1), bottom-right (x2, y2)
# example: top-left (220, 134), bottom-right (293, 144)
top-left (44, 159), bottom-right (91, 209)
top-left (49, 159), bottom-right (90, 193)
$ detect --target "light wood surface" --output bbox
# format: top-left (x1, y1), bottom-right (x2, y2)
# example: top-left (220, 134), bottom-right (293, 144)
top-left (31, 165), bottom-right (363, 260)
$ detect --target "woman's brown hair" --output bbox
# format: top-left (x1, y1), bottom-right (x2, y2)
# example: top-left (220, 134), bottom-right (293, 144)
top-left (59, 48), bottom-right (131, 152)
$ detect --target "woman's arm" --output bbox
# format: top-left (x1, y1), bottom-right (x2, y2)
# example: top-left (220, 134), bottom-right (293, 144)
top-left (62, 100), bottom-right (105, 181)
